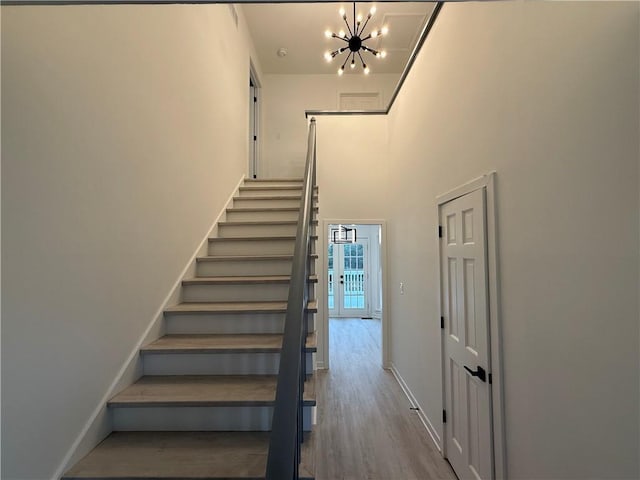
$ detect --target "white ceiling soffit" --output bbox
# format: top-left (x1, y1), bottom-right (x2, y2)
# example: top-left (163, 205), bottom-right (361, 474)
top-left (241, 2), bottom-right (437, 75)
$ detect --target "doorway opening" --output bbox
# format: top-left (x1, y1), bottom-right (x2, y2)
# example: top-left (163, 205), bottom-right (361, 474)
top-left (323, 222), bottom-right (387, 370)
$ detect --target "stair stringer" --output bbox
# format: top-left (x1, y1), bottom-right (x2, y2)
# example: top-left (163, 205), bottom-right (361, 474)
top-left (52, 174), bottom-right (246, 480)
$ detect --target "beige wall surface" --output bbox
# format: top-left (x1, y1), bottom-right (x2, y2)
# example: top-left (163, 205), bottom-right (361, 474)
top-left (1, 5), bottom-right (254, 479)
top-left (313, 1), bottom-right (640, 478)
top-left (386, 2), bottom-right (639, 478)
top-left (262, 74), bottom-right (397, 178)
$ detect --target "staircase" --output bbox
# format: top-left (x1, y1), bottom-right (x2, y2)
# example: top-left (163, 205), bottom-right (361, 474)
top-left (63, 178), bottom-right (318, 479)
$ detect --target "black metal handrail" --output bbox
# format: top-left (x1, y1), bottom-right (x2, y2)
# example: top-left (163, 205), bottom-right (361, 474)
top-left (265, 118), bottom-right (316, 480)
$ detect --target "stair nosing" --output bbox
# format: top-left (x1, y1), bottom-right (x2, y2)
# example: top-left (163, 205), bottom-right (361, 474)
top-left (226, 206), bottom-right (319, 212)
top-left (164, 300), bottom-right (318, 314)
top-left (182, 275), bottom-right (318, 285)
top-left (196, 253), bottom-right (318, 262)
top-left (208, 235), bottom-right (318, 242)
top-left (140, 332), bottom-right (317, 355)
top-left (108, 375), bottom-right (316, 408)
top-left (218, 220), bottom-right (318, 226)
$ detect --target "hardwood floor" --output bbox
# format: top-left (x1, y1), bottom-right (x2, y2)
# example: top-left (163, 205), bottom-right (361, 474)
top-left (315, 318), bottom-right (457, 480)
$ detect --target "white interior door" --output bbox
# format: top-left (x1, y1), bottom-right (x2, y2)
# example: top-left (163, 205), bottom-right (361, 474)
top-left (441, 188), bottom-right (493, 480)
top-left (328, 240), bottom-right (369, 317)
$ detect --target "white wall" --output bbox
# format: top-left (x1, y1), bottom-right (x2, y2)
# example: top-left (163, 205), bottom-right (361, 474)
top-left (386, 2), bottom-right (639, 478)
top-left (262, 74), bottom-right (397, 178)
top-left (313, 1), bottom-right (640, 478)
top-left (1, 5), bottom-right (256, 479)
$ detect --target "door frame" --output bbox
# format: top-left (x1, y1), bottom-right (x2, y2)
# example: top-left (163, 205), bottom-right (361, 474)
top-left (436, 172), bottom-right (506, 480)
top-left (319, 219), bottom-right (389, 370)
top-left (248, 60), bottom-right (261, 179)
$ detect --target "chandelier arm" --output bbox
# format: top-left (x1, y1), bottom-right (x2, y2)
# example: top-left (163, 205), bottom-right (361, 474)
top-left (342, 15), bottom-right (353, 37)
top-left (361, 45), bottom-right (379, 56)
top-left (359, 14), bottom-right (372, 36)
top-left (357, 50), bottom-right (366, 67)
top-left (334, 35), bottom-right (349, 43)
top-left (360, 33), bottom-right (372, 42)
top-left (341, 53), bottom-right (351, 70)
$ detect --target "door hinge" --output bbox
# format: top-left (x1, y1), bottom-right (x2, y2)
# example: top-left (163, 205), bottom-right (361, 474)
top-left (438, 225), bottom-right (443, 238)
top-left (254, 96), bottom-right (257, 103)
top-left (440, 316), bottom-right (444, 329)
top-left (443, 410), bottom-right (447, 424)
top-left (253, 135), bottom-right (257, 141)
top-left (488, 373), bottom-right (493, 384)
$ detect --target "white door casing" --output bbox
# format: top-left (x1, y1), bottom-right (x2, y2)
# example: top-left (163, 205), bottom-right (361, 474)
top-left (441, 187), bottom-right (493, 480)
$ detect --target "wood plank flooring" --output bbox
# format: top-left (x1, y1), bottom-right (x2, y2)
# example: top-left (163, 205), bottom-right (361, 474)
top-left (315, 318), bottom-right (456, 480)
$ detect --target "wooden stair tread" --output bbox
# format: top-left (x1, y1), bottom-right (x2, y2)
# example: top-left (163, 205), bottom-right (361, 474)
top-left (227, 206), bottom-right (318, 212)
top-left (165, 300), bottom-right (318, 314)
top-left (197, 253), bottom-right (318, 262)
top-left (62, 431), bottom-right (315, 479)
top-left (239, 185), bottom-right (303, 190)
top-left (183, 275), bottom-right (318, 285)
top-left (244, 178), bottom-right (303, 182)
top-left (238, 185), bottom-right (318, 191)
top-left (108, 375), bottom-right (315, 407)
top-left (233, 195), bottom-right (307, 201)
top-left (218, 220), bottom-right (318, 226)
top-left (208, 235), bottom-right (318, 242)
top-left (142, 332), bottom-right (317, 354)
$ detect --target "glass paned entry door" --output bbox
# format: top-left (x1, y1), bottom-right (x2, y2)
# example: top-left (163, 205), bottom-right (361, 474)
top-left (328, 240), bottom-right (369, 317)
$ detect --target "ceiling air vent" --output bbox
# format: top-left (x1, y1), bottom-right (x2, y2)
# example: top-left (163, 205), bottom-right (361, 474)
top-left (339, 92), bottom-right (381, 110)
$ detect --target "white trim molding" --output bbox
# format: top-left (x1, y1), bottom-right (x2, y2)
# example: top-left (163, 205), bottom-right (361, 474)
top-left (389, 363), bottom-right (441, 452)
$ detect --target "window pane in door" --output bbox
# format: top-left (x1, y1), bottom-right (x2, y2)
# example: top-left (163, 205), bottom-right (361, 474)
top-left (342, 242), bottom-right (365, 311)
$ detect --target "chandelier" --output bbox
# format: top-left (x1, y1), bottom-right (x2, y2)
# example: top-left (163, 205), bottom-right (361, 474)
top-left (324, 3), bottom-right (388, 75)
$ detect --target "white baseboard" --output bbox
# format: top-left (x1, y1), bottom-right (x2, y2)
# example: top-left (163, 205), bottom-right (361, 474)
top-left (51, 174), bottom-right (246, 480)
top-left (389, 363), bottom-right (442, 452)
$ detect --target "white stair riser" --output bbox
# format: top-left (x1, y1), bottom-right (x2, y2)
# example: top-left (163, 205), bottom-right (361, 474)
top-left (142, 352), bottom-right (314, 376)
top-left (165, 313), bottom-right (315, 334)
top-left (196, 259), bottom-right (294, 276)
top-left (208, 239), bottom-right (292, 256)
top-left (238, 188), bottom-right (303, 197)
top-left (182, 283), bottom-right (290, 302)
top-left (218, 223), bottom-right (296, 237)
top-left (112, 405), bottom-right (313, 432)
top-left (233, 198), bottom-right (302, 208)
top-left (244, 181), bottom-right (303, 188)
top-left (226, 210), bottom-right (300, 222)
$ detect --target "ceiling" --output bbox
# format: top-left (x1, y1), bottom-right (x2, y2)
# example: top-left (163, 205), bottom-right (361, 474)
top-left (241, 2), bottom-right (437, 75)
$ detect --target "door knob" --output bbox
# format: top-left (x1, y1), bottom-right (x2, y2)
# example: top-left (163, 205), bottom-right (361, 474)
top-left (464, 365), bottom-right (487, 382)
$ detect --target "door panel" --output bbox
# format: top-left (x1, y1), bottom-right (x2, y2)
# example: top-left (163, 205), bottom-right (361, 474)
top-left (441, 188), bottom-right (493, 480)
top-left (328, 240), bottom-right (369, 317)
